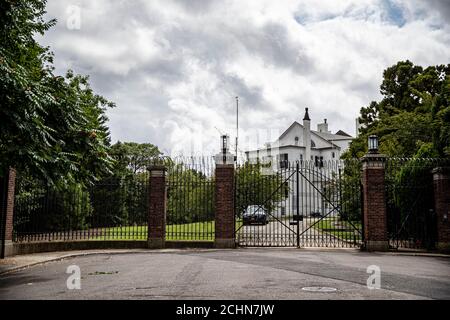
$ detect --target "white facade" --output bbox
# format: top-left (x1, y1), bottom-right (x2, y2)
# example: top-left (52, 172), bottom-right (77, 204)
top-left (245, 108), bottom-right (353, 169)
top-left (245, 108), bottom-right (354, 218)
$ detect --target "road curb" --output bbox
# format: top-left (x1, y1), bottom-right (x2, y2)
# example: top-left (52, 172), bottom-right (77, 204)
top-left (383, 251), bottom-right (450, 258)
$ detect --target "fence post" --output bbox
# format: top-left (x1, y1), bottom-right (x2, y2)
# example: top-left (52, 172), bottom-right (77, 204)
top-left (147, 165), bottom-right (167, 249)
top-left (0, 168), bottom-right (16, 258)
top-left (432, 167), bottom-right (450, 252)
top-left (361, 154), bottom-right (389, 251)
top-left (214, 135), bottom-right (236, 249)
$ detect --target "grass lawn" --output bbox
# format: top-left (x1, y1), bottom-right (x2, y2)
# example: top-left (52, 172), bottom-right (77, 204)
top-left (92, 220), bottom-right (243, 241)
top-left (166, 221), bottom-right (215, 241)
top-left (314, 218), bottom-right (362, 241)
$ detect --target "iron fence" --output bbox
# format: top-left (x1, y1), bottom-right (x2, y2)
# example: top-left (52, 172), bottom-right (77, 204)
top-left (13, 156), bottom-right (217, 243)
top-left (12, 154), bottom-right (449, 249)
top-left (385, 158), bottom-right (450, 250)
top-left (166, 157), bottom-right (215, 241)
top-left (13, 174), bottom-right (150, 242)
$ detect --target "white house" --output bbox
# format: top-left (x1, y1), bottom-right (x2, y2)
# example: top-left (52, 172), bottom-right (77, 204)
top-left (245, 108), bottom-right (353, 168)
top-left (244, 108), bottom-right (354, 217)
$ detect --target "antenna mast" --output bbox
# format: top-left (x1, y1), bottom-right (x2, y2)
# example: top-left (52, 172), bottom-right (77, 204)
top-left (235, 96), bottom-right (239, 161)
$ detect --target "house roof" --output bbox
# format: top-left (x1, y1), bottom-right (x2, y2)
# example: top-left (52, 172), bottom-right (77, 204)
top-left (335, 130), bottom-right (352, 137)
top-left (313, 130), bottom-right (353, 141)
top-left (278, 121), bottom-right (301, 141)
top-left (277, 121), bottom-right (345, 146)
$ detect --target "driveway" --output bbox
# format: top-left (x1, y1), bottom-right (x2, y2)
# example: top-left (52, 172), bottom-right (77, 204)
top-left (0, 249), bottom-right (449, 299)
top-left (237, 218), bottom-right (359, 247)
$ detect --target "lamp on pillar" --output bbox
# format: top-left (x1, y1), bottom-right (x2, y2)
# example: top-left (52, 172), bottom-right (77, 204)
top-left (215, 134), bottom-right (235, 165)
top-left (221, 134), bottom-right (229, 161)
top-left (368, 135), bottom-right (379, 153)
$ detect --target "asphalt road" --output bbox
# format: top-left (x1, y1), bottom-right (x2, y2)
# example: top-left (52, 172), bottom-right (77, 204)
top-left (1, 249), bottom-right (449, 300)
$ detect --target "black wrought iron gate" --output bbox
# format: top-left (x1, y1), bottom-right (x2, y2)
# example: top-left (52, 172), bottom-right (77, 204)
top-left (385, 158), bottom-right (444, 250)
top-left (235, 159), bottom-right (363, 248)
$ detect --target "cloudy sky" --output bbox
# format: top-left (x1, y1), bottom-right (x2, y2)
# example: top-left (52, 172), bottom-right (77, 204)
top-left (39, 0), bottom-right (450, 157)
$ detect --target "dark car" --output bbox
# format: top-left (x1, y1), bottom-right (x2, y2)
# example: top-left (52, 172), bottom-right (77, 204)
top-left (310, 211), bottom-right (323, 218)
top-left (243, 205), bottom-right (268, 225)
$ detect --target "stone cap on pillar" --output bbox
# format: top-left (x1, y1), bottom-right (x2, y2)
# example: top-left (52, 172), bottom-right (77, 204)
top-left (214, 152), bottom-right (235, 165)
top-left (361, 153), bottom-right (387, 168)
top-left (147, 165), bottom-right (167, 176)
top-left (432, 166), bottom-right (450, 181)
top-left (432, 167), bottom-right (450, 175)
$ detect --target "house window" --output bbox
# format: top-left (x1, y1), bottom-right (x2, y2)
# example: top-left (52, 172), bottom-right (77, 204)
top-left (279, 153), bottom-right (288, 169)
top-left (315, 156), bottom-right (324, 167)
top-left (332, 152), bottom-right (335, 158)
top-left (295, 136), bottom-right (299, 145)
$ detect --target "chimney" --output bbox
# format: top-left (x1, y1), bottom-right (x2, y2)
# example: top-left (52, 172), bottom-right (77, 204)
top-left (303, 108), bottom-right (311, 161)
top-left (317, 118), bottom-right (330, 133)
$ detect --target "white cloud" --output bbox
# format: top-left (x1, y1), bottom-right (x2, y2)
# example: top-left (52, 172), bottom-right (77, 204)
top-left (38, 0), bottom-right (450, 157)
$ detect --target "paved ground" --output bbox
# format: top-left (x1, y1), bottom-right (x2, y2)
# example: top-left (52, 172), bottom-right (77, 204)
top-left (237, 218), bottom-right (359, 247)
top-left (1, 248), bottom-right (449, 300)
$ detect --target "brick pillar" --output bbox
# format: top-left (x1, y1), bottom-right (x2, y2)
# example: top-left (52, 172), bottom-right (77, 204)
top-left (432, 167), bottom-right (450, 251)
top-left (0, 168), bottom-right (16, 258)
top-left (215, 164), bottom-right (235, 248)
top-left (361, 154), bottom-right (389, 251)
top-left (147, 166), bottom-right (167, 249)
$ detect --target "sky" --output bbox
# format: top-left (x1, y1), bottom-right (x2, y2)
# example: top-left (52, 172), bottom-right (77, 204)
top-left (38, 0), bottom-right (450, 157)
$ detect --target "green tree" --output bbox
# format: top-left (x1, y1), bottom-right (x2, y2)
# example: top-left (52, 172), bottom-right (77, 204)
top-left (345, 61), bottom-right (450, 159)
top-left (0, 0), bottom-right (114, 185)
top-left (167, 162), bottom-right (214, 224)
top-left (86, 142), bottom-right (162, 227)
top-left (109, 142), bottom-right (162, 176)
top-left (235, 162), bottom-right (289, 217)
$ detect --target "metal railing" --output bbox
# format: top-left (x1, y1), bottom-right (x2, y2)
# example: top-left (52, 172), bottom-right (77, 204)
top-left (166, 157), bottom-right (215, 241)
top-left (13, 174), bottom-right (150, 242)
top-left (385, 158), bottom-right (450, 250)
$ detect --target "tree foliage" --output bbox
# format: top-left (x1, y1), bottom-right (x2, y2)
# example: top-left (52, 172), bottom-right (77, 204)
top-left (167, 163), bottom-right (214, 224)
top-left (235, 162), bottom-right (289, 217)
top-left (345, 60), bottom-right (450, 159)
top-left (0, 0), bottom-right (114, 185)
top-left (109, 142), bottom-right (162, 176)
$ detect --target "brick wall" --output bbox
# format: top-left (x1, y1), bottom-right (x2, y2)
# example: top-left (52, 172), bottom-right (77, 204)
top-left (215, 164), bottom-right (235, 247)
